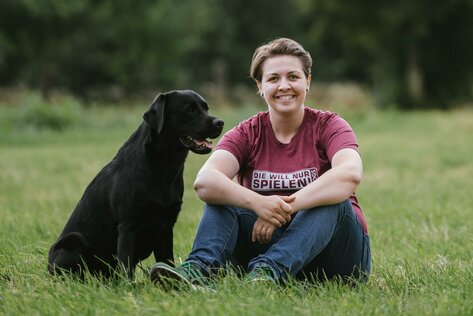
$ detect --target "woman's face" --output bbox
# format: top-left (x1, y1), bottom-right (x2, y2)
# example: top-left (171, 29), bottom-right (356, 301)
top-left (257, 55), bottom-right (311, 115)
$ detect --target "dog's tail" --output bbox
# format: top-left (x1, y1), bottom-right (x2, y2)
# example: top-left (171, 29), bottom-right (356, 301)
top-left (47, 232), bottom-right (91, 276)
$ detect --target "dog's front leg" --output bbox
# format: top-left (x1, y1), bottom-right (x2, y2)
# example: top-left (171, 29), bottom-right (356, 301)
top-left (154, 225), bottom-right (174, 266)
top-left (117, 223), bottom-right (136, 279)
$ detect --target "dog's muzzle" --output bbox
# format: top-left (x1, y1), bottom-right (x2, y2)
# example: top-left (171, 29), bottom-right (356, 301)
top-left (179, 118), bottom-right (224, 154)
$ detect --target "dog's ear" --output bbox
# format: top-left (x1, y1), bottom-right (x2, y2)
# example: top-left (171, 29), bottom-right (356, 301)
top-left (143, 93), bottom-right (166, 133)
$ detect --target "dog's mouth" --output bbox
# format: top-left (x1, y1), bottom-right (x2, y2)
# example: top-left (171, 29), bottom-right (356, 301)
top-left (179, 136), bottom-right (213, 154)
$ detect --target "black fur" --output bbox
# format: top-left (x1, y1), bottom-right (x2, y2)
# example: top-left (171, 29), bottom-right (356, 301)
top-left (48, 90), bottom-right (223, 279)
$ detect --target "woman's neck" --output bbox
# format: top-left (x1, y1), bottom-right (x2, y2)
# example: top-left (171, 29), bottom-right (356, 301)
top-left (269, 106), bottom-right (305, 144)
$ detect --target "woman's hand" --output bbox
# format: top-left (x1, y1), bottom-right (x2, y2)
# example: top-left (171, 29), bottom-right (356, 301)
top-left (251, 195), bottom-right (295, 227)
top-left (252, 217), bottom-right (278, 244)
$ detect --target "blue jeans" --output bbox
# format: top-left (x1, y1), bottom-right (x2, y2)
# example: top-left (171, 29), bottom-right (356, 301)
top-left (186, 199), bottom-right (371, 282)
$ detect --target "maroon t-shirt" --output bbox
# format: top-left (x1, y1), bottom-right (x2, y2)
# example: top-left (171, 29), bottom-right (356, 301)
top-left (216, 106), bottom-right (368, 234)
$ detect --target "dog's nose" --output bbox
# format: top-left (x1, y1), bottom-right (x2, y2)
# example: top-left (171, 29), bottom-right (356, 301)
top-left (213, 119), bottom-right (224, 128)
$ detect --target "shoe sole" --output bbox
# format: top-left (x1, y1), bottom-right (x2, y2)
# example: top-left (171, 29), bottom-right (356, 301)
top-left (249, 277), bottom-right (276, 283)
top-left (245, 275), bottom-right (278, 284)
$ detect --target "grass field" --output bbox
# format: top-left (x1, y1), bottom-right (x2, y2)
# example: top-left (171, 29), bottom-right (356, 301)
top-left (1, 101), bottom-right (472, 315)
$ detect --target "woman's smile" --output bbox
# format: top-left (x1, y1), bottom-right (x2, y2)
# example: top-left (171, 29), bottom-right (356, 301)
top-left (275, 94), bottom-right (295, 100)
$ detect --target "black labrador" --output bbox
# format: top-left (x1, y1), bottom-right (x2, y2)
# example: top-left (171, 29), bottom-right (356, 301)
top-left (48, 90), bottom-right (223, 279)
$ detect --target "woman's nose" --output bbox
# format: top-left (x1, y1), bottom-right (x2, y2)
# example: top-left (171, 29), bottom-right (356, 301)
top-left (278, 78), bottom-right (291, 90)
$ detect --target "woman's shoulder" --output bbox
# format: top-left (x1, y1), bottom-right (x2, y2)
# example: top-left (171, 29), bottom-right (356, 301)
top-left (305, 106), bottom-right (338, 118)
top-left (241, 110), bottom-right (269, 124)
top-left (220, 111), bottom-right (268, 144)
top-left (304, 106), bottom-right (341, 127)
top-left (216, 111), bottom-right (268, 160)
top-left (234, 110), bottom-right (269, 132)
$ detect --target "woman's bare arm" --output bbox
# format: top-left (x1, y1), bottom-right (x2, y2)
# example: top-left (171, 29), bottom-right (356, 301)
top-left (289, 148), bottom-right (363, 212)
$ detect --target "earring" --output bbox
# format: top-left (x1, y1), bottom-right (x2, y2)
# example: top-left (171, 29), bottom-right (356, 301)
top-left (259, 91), bottom-right (264, 98)
top-left (306, 88), bottom-right (310, 93)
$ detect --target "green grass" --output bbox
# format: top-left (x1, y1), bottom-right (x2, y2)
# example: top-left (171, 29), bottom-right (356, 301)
top-left (1, 103), bottom-right (472, 315)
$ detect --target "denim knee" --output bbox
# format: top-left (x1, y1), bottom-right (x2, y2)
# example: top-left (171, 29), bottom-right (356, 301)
top-left (186, 204), bottom-right (258, 273)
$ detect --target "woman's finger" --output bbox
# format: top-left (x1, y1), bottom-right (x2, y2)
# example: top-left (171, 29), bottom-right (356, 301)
top-left (252, 223), bottom-right (259, 242)
top-left (264, 226), bottom-right (274, 243)
top-left (258, 227), bottom-right (266, 243)
top-left (265, 226), bottom-right (273, 242)
top-left (258, 225), bottom-right (268, 243)
top-left (271, 217), bottom-right (283, 227)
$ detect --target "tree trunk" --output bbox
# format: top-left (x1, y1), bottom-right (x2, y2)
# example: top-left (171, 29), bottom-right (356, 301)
top-left (405, 21), bottom-right (425, 107)
top-left (40, 63), bottom-right (57, 101)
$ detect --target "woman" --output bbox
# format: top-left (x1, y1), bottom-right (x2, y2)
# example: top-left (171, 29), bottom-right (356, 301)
top-left (150, 38), bottom-right (371, 288)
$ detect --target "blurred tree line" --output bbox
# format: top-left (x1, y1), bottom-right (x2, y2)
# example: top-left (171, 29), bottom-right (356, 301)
top-left (0, 0), bottom-right (472, 108)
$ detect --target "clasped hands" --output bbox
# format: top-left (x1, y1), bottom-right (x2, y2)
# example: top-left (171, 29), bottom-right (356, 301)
top-left (252, 195), bottom-right (295, 244)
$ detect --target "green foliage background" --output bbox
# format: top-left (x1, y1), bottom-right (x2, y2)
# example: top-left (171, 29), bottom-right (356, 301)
top-left (1, 0), bottom-right (472, 108)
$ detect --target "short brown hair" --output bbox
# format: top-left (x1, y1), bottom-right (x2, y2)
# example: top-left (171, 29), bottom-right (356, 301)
top-left (249, 38), bottom-right (312, 82)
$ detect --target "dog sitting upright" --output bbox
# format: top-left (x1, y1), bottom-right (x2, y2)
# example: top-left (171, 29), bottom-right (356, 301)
top-left (48, 90), bottom-right (224, 279)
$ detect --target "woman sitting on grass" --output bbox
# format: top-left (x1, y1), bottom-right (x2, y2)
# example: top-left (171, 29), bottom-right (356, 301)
top-left (150, 37), bottom-right (371, 288)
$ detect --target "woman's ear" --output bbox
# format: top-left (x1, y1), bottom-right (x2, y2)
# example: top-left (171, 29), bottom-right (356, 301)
top-left (256, 81), bottom-right (263, 97)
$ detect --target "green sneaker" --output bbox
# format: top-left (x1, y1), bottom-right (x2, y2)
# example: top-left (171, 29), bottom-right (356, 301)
top-left (245, 265), bottom-right (278, 284)
top-left (150, 262), bottom-right (211, 292)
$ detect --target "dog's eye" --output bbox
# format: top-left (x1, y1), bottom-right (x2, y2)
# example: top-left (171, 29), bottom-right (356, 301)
top-left (187, 106), bottom-right (196, 113)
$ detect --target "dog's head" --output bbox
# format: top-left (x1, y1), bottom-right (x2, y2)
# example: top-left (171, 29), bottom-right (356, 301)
top-left (143, 90), bottom-right (224, 154)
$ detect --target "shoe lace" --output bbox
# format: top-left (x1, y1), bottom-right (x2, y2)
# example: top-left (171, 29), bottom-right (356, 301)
top-left (180, 262), bottom-right (207, 284)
